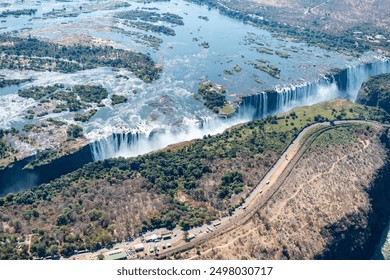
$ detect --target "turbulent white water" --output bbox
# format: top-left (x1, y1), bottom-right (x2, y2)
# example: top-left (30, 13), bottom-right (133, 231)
top-left (238, 60), bottom-right (390, 119)
top-left (340, 60), bottom-right (390, 100)
top-left (0, 0), bottom-right (389, 161)
top-left (90, 114), bottom-right (253, 160)
top-left (90, 59), bottom-right (390, 160)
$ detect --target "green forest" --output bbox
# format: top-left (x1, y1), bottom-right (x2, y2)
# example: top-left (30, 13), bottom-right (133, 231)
top-left (0, 35), bottom-right (161, 82)
top-left (0, 99), bottom-right (388, 259)
top-left (18, 84), bottom-right (108, 117)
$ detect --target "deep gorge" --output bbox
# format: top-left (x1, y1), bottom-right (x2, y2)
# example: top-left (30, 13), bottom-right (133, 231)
top-left (0, 60), bottom-right (389, 196)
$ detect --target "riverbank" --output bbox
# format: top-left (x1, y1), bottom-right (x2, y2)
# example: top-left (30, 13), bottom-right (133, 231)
top-left (0, 99), bottom-right (388, 259)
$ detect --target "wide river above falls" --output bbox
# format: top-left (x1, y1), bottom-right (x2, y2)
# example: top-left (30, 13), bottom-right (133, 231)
top-left (0, 0), bottom-right (369, 139)
top-left (1, 0), bottom-right (390, 260)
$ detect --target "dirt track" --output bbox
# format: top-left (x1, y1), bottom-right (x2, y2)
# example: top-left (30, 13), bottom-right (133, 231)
top-left (156, 120), bottom-right (386, 259)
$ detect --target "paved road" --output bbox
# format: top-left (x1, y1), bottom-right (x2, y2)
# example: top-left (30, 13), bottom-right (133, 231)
top-left (66, 120), bottom-right (387, 260)
top-left (156, 120), bottom-right (387, 259)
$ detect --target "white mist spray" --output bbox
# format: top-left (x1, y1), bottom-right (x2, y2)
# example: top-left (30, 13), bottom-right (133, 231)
top-left (90, 60), bottom-right (390, 161)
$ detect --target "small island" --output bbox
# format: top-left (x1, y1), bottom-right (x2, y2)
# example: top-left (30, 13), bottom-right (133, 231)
top-left (111, 94), bottom-right (128, 105)
top-left (249, 61), bottom-right (281, 79)
top-left (198, 15), bottom-right (209, 21)
top-left (0, 9), bottom-right (37, 18)
top-left (0, 77), bottom-right (32, 88)
top-left (18, 84), bottom-right (109, 117)
top-left (0, 119), bottom-right (88, 170)
top-left (197, 80), bottom-right (236, 117)
top-left (0, 35), bottom-right (161, 83)
top-left (200, 41), bottom-right (210, 49)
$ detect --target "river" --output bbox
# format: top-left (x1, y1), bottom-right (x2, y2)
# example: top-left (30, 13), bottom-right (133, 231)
top-left (0, 0), bottom-right (389, 193)
top-left (1, 0), bottom-right (390, 259)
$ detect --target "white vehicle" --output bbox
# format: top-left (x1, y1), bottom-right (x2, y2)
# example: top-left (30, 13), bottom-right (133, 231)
top-left (266, 180), bottom-right (270, 185)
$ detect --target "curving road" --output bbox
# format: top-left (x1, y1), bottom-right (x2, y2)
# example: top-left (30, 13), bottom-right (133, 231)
top-left (156, 120), bottom-right (387, 259)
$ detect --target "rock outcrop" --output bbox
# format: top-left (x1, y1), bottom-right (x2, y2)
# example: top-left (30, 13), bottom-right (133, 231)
top-left (182, 125), bottom-right (390, 260)
top-left (356, 73), bottom-right (390, 114)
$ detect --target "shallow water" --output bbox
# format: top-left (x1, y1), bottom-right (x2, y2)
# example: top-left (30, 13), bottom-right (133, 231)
top-left (1, 0), bottom-right (390, 258)
top-left (0, 0), bottom-right (365, 140)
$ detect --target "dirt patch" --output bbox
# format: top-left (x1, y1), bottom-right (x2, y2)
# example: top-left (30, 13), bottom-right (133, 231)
top-left (181, 125), bottom-right (389, 259)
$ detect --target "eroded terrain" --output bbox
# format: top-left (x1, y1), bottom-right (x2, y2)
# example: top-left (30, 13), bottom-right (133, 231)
top-left (179, 124), bottom-right (390, 259)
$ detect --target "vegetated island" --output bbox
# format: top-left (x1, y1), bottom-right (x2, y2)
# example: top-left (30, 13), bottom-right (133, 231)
top-left (116, 8), bottom-right (184, 37)
top-left (0, 84), bottom-right (116, 169)
top-left (116, 10), bottom-right (184, 26)
top-left (0, 9), bottom-right (37, 18)
top-left (18, 84), bottom-right (109, 118)
top-left (0, 98), bottom-right (388, 259)
top-left (0, 34), bottom-right (161, 83)
top-left (255, 47), bottom-right (290, 59)
top-left (0, 129), bottom-right (18, 170)
top-left (246, 59), bottom-right (281, 79)
top-left (111, 94), bottom-right (128, 105)
top-left (0, 119), bottom-right (87, 170)
top-left (0, 77), bottom-right (33, 88)
top-left (197, 80), bottom-right (236, 116)
top-left (0, 81), bottom-right (132, 170)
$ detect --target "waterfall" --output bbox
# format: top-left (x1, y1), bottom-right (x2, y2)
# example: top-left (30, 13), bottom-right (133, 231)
top-left (238, 91), bottom-right (271, 119)
top-left (276, 77), bottom-right (337, 112)
top-left (237, 77), bottom-right (338, 119)
top-left (337, 60), bottom-right (390, 100)
top-left (89, 115), bottom-right (251, 160)
top-left (239, 60), bottom-right (390, 119)
top-left (90, 60), bottom-right (390, 161)
top-left (90, 132), bottom-right (144, 161)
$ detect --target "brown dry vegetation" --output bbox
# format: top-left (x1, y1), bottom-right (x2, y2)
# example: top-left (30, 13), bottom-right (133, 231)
top-left (239, 0), bottom-right (390, 31)
top-left (201, 0), bottom-right (390, 55)
top-left (0, 175), bottom-right (168, 253)
top-left (182, 125), bottom-right (390, 259)
top-left (198, 151), bottom-right (278, 213)
top-left (1, 100), bottom-right (388, 259)
top-left (0, 130), bottom-right (281, 258)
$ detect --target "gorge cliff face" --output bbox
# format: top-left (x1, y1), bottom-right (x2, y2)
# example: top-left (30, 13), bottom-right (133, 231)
top-left (314, 135), bottom-right (390, 260)
top-left (356, 73), bottom-right (390, 114)
top-left (182, 125), bottom-right (390, 260)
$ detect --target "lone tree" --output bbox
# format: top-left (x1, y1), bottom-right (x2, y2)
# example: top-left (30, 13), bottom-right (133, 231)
top-left (66, 124), bottom-right (84, 139)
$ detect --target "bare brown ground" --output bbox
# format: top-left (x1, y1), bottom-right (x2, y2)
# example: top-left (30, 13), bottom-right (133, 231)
top-left (0, 175), bottom-right (169, 242)
top-left (197, 151), bottom-right (277, 213)
top-left (230, 0), bottom-right (390, 31)
top-left (182, 125), bottom-right (388, 259)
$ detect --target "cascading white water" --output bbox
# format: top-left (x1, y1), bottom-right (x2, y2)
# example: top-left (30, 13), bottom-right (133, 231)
top-left (89, 115), bottom-right (253, 161)
top-left (90, 133), bottom-right (141, 161)
top-left (341, 60), bottom-right (390, 100)
top-left (237, 77), bottom-right (338, 119)
top-left (90, 60), bottom-right (390, 161)
top-left (276, 78), bottom-right (336, 113)
top-left (239, 59), bottom-right (390, 119)
top-left (238, 91), bottom-right (269, 119)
